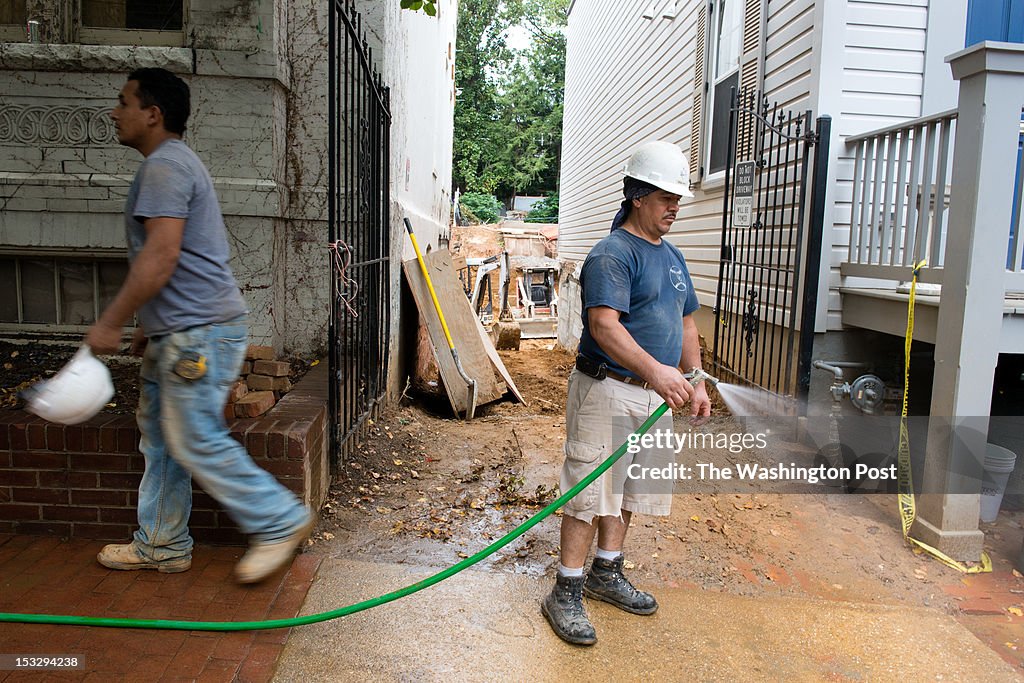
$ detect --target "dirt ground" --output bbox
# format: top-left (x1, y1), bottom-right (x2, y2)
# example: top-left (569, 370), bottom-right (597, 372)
top-left (0, 340), bottom-right (141, 414)
top-left (312, 340), bottom-right (1024, 668)
top-left (0, 339), bottom-right (314, 414)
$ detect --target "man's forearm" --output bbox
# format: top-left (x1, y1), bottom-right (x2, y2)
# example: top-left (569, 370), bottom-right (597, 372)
top-left (680, 316), bottom-right (702, 372)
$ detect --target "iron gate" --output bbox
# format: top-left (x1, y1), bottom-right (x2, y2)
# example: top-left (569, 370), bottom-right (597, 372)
top-left (328, 0), bottom-right (391, 462)
top-left (711, 88), bottom-right (831, 400)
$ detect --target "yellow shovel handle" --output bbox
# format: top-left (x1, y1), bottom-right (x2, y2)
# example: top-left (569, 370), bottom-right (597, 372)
top-left (404, 218), bottom-right (456, 352)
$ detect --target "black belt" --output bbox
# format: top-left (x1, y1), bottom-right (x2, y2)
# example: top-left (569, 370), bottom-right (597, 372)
top-left (575, 355), bottom-right (652, 390)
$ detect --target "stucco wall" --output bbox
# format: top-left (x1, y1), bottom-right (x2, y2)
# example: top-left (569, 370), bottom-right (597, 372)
top-left (354, 0), bottom-right (457, 395)
top-left (0, 1), bottom-right (289, 348)
top-left (0, 0), bottom-right (456, 369)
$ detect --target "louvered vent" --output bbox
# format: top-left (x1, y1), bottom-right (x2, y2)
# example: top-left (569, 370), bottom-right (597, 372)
top-left (691, 3), bottom-right (707, 181)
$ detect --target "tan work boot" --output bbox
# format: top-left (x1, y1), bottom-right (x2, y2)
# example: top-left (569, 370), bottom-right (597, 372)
top-left (234, 513), bottom-right (315, 584)
top-left (97, 542), bottom-right (191, 573)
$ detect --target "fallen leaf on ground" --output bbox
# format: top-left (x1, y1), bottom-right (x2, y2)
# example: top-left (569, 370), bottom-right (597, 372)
top-left (1008, 607), bottom-right (1023, 617)
top-left (690, 515), bottom-right (700, 522)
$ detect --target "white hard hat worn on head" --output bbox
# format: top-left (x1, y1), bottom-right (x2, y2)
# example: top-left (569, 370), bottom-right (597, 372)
top-left (24, 345), bottom-right (114, 425)
top-left (622, 140), bottom-right (695, 198)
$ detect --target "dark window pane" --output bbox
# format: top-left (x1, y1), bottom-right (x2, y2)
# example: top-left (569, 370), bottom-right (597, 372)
top-left (97, 260), bottom-right (128, 312)
top-left (127, 0), bottom-right (181, 30)
top-left (21, 259), bottom-right (56, 324)
top-left (0, 1), bottom-right (27, 26)
top-left (82, 0), bottom-right (182, 30)
top-left (709, 71), bottom-right (739, 176)
top-left (0, 258), bottom-right (17, 322)
top-left (60, 261), bottom-right (95, 325)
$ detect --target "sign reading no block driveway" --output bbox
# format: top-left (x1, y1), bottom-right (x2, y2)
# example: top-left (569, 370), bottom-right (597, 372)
top-left (734, 160), bottom-right (754, 229)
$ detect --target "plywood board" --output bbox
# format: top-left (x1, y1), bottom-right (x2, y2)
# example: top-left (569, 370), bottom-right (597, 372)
top-left (402, 250), bottom-right (505, 416)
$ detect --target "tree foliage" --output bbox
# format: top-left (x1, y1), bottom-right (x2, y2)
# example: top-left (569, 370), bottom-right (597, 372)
top-left (460, 191), bottom-right (502, 224)
top-left (400, 0), bottom-right (438, 16)
top-left (453, 0), bottom-right (567, 206)
top-left (524, 192), bottom-right (558, 223)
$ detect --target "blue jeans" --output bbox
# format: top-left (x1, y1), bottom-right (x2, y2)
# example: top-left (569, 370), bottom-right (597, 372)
top-left (133, 316), bottom-right (308, 561)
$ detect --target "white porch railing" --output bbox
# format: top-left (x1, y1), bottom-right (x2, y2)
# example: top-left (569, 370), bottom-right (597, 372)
top-left (842, 106), bottom-right (1024, 292)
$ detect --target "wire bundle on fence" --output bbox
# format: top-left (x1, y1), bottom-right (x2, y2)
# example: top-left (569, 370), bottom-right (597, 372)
top-left (328, 240), bottom-right (360, 318)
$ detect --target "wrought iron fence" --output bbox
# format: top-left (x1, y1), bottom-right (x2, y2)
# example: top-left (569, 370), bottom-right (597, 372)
top-left (328, 0), bottom-right (391, 462)
top-left (712, 88), bottom-right (830, 400)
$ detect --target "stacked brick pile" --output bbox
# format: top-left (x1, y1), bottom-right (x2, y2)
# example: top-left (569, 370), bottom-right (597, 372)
top-left (224, 345), bottom-right (294, 420)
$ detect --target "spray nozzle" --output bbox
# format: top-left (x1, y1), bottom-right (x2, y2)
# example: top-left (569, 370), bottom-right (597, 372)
top-left (684, 367), bottom-right (720, 388)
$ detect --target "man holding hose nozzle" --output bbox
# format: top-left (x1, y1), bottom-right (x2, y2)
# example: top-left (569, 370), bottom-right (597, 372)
top-left (542, 141), bottom-right (711, 646)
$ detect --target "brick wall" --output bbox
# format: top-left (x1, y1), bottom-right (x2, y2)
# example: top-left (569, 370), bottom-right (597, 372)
top-left (0, 364), bottom-right (329, 545)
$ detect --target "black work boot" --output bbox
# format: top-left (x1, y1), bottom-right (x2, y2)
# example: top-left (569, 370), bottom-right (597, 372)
top-left (541, 573), bottom-right (597, 646)
top-left (584, 555), bottom-right (658, 615)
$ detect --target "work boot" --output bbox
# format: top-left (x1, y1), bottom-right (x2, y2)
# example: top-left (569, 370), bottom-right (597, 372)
top-left (235, 512), bottom-right (315, 584)
top-left (97, 542), bottom-right (191, 574)
top-left (541, 573), bottom-right (597, 646)
top-left (584, 555), bottom-right (658, 615)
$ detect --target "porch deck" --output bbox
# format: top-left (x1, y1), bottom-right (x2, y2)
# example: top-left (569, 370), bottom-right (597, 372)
top-left (840, 287), bottom-right (1024, 351)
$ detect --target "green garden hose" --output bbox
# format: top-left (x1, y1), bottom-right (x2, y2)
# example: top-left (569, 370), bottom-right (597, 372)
top-left (0, 403), bottom-right (671, 631)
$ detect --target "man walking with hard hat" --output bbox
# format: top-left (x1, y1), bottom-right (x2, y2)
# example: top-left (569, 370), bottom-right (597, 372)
top-left (542, 140), bottom-right (711, 645)
top-left (84, 68), bottom-right (312, 584)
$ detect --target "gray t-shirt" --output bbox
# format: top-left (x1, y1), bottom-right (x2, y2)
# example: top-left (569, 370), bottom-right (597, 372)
top-left (125, 139), bottom-right (248, 336)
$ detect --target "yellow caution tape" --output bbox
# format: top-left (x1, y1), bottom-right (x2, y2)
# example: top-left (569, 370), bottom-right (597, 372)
top-left (897, 260), bottom-right (991, 573)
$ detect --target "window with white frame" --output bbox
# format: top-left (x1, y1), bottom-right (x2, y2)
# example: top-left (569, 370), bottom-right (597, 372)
top-left (0, 0), bottom-right (183, 46)
top-left (706, 0), bottom-right (744, 177)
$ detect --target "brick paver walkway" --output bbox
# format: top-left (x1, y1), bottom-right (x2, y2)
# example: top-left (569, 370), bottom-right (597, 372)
top-left (0, 535), bottom-right (320, 682)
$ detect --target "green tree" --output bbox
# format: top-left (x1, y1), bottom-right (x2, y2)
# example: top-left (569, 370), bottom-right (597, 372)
top-left (452, 0), bottom-right (517, 196)
top-left (460, 191), bottom-right (502, 224)
top-left (495, 23), bottom-right (565, 198)
top-left (453, 0), bottom-right (567, 205)
top-left (400, 0), bottom-right (438, 16)
top-left (524, 192), bottom-right (558, 223)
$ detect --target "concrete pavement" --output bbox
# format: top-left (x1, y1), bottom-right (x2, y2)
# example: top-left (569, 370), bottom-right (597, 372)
top-left (275, 557), bottom-right (1021, 681)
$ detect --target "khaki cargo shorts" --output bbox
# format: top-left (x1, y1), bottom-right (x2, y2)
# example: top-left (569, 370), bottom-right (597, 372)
top-left (560, 368), bottom-right (676, 523)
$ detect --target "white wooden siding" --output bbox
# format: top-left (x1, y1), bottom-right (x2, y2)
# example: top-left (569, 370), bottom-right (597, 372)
top-left (559, 0), bottom-right (727, 307)
top-left (763, 0), bottom-right (815, 111)
top-left (823, 0), bottom-right (929, 329)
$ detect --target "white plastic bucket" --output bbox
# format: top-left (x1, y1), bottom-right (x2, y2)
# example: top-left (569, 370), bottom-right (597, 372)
top-left (980, 443), bottom-right (1017, 523)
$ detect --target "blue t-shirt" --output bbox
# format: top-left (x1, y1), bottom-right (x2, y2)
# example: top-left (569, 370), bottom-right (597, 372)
top-left (578, 229), bottom-right (700, 379)
top-left (125, 139), bottom-right (248, 336)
